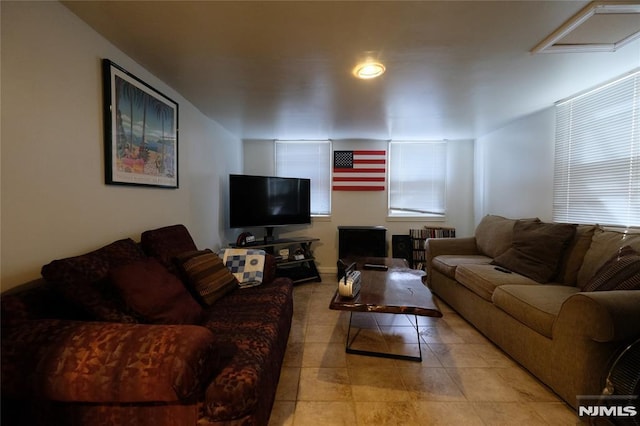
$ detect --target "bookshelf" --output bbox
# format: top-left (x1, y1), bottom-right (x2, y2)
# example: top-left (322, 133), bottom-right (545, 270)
top-left (410, 227), bottom-right (456, 270)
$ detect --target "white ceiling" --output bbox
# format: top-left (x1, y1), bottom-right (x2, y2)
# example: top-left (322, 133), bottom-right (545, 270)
top-left (63, 1), bottom-right (640, 141)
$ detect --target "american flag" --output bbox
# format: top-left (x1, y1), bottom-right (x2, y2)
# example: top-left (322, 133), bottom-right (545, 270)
top-left (333, 150), bottom-right (386, 191)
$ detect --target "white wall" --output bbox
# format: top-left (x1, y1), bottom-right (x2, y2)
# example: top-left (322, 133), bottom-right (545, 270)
top-left (474, 107), bottom-right (555, 224)
top-left (1, 1), bottom-right (242, 290)
top-left (243, 139), bottom-right (475, 274)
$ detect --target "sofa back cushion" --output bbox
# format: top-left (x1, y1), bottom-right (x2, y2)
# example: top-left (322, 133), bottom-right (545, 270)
top-left (41, 238), bottom-right (145, 323)
top-left (475, 215), bottom-right (538, 258)
top-left (556, 224), bottom-right (597, 285)
top-left (475, 215), bottom-right (517, 258)
top-left (577, 229), bottom-right (640, 289)
top-left (1, 280), bottom-right (89, 324)
top-left (141, 224), bottom-right (198, 274)
top-left (492, 220), bottom-right (576, 283)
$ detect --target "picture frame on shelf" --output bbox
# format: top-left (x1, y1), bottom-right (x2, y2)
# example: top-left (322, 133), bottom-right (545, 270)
top-left (102, 59), bottom-right (179, 188)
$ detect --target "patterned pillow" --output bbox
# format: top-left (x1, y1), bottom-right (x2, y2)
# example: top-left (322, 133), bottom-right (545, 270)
top-left (176, 250), bottom-right (239, 305)
top-left (583, 246), bottom-right (640, 292)
top-left (109, 258), bottom-right (205, 324)
top-left (222, 249), bottom-right (266, 288)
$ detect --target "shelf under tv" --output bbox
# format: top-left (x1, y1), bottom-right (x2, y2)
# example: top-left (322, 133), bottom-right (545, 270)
top-left (230, 237), bottom-right (321, 284)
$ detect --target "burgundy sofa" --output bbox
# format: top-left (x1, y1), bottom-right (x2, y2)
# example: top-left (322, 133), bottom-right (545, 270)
top-left (1, 225), bottom-right (294, 426)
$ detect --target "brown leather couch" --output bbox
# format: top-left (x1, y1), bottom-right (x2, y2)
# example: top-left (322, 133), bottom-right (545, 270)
top-left (1, 225), bottom-right (293, 426)
top-left (426, 215), bottom-right (640, 409)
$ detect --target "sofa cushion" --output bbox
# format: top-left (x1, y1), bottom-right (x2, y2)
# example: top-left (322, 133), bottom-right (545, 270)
top-left (474, 215), bottom-right (518, 258)
top-left (201, 278), bottom-right (293, 422)
top-left (577, 229), bottom-right (640, 289)
top-left (432, 255), bottom-right (493, 279)
top-left (492, 220), bottom-right (576, 283)
top-left (40, 238), bottom-right (145, 323)
top-left (141, 224), bottom-right (198, 274)
top-left (109, 258), bottom-right (205, 324)
top-left (583, 246), bottom-right (640, 292)
top-left (492, 285), bottom-right (579, 338)
top-left (455, 264), bottom-right (540, 301)
top-left (1, 319), bottom-right (223, 403)
top-left (177, 250), bottom-right (239, 306)
top-left (557, 224), bottom-right (597, 285)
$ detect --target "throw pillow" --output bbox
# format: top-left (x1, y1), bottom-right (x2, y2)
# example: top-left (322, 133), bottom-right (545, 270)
top-left (177, 250), bottom-right (239, 306)
top-left (576, 228), bottom-right (640, 289)
top-left (109, 258), bottom-right (204, 324)
top-left (222, 249), bottom-right (266, 288)
top-left (492, 220), bottom-right (577, 283)
top-left (583, 246), bottom-right (640, 292)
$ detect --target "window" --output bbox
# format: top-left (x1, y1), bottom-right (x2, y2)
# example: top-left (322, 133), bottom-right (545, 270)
top-left (553, 70), bottom-right (639, 227)
top-left (275, 140), bottom-right (331, 216)
top-left (388, 141), bottom-right (447, 218)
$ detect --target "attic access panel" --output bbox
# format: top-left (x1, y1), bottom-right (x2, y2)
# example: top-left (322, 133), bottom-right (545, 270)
top-left (532, 1), bottom-right (640, 53)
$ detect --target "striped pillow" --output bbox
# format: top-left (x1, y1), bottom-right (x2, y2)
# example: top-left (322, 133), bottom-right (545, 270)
top-left (583, 246), bottom-right (640, 292)
top-left (180, 251), bottom-right (239, 305)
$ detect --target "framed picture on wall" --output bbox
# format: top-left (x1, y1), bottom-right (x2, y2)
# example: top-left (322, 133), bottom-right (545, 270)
top-left (102, 59), bottom-right (179, 188)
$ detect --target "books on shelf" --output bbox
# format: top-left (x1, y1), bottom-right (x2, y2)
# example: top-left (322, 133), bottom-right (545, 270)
top-left (410, 227), bottom-right (456, 270)
top-left (410, 227), bottom-right (456, 239)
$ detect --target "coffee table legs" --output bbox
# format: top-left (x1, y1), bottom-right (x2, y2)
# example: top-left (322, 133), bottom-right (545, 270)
top-left (344, 312), bottom-right (423, 362)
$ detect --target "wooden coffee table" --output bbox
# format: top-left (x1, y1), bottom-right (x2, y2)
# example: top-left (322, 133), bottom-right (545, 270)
top-left (329, 257), bottom-right (442, 362)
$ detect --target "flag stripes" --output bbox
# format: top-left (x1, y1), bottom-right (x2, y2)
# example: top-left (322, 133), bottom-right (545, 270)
top-left (333, 150), bottom-right (386, 191)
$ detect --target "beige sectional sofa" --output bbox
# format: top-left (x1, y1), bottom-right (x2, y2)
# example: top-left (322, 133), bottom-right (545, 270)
top-left (425, 215), bottom-right (640, 409)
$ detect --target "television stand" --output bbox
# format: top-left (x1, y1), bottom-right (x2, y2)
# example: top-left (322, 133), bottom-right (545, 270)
top-left (230, 237), bottom-right (321, 284)
top-left (263, 226), bottom-right (275, 244)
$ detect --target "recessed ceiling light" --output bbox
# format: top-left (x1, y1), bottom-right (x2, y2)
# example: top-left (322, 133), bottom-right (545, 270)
top-left (353, 61), bottom-right (386, 79)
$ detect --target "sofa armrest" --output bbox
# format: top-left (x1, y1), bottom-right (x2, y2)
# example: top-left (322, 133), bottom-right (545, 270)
top-left (425, 237), bottom-right (480, 282)
top-left (2, 320), bottom-right (223, 403)
top-left (425, 237), bottom-right (479, 259)
top-left (554, 291), bottom-right (640, 342)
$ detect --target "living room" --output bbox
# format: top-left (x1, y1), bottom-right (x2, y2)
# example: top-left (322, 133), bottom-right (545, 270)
top-left (3, 1), bottom-right (638, 289)
top-left (2, 1), bottom-right (639, 424)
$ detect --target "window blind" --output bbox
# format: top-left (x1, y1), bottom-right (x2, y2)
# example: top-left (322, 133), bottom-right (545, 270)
top-left (553, 70), bottom-right (639, 227)
top-left (275, 140), bottom-right (331, 216)
top-left (388, 141), bottom-right (447, 217)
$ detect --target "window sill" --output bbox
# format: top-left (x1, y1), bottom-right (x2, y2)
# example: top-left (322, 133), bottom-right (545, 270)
top-left (311, 215), bottom-right (331, 222)
top-left (386, 215), bottom-right (446, 222)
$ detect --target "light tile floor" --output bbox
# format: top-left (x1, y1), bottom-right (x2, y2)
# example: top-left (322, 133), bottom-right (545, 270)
top-left (269, 276), bottom-right (579, 425)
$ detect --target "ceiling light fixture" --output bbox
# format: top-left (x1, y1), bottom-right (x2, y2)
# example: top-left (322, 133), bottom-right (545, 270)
top-left (353, 61), bottom-right (386, 79)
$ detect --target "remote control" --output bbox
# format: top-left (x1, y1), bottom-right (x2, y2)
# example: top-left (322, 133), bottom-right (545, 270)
top-left (364, 263), bottom-right (388, 271)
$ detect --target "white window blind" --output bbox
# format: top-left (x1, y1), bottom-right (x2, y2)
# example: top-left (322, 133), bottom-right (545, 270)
top-left (388, 141), bottom-right (447, 217)
top-left (275, 140), bottom-right (331, 216)
top-left (553, 70), bottom-right (639, 227)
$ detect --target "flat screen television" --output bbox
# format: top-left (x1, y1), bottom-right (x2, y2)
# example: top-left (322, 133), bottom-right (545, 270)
top-left (229, 174), bottom-right (311, 233)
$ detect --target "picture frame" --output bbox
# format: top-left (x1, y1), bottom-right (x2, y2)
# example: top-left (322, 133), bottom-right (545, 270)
top-left (102, 59), bottom-right (179, 188)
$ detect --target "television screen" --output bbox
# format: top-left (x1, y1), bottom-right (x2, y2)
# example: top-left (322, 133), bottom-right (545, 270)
top-left (229, 174), bottom-right (311, 229)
